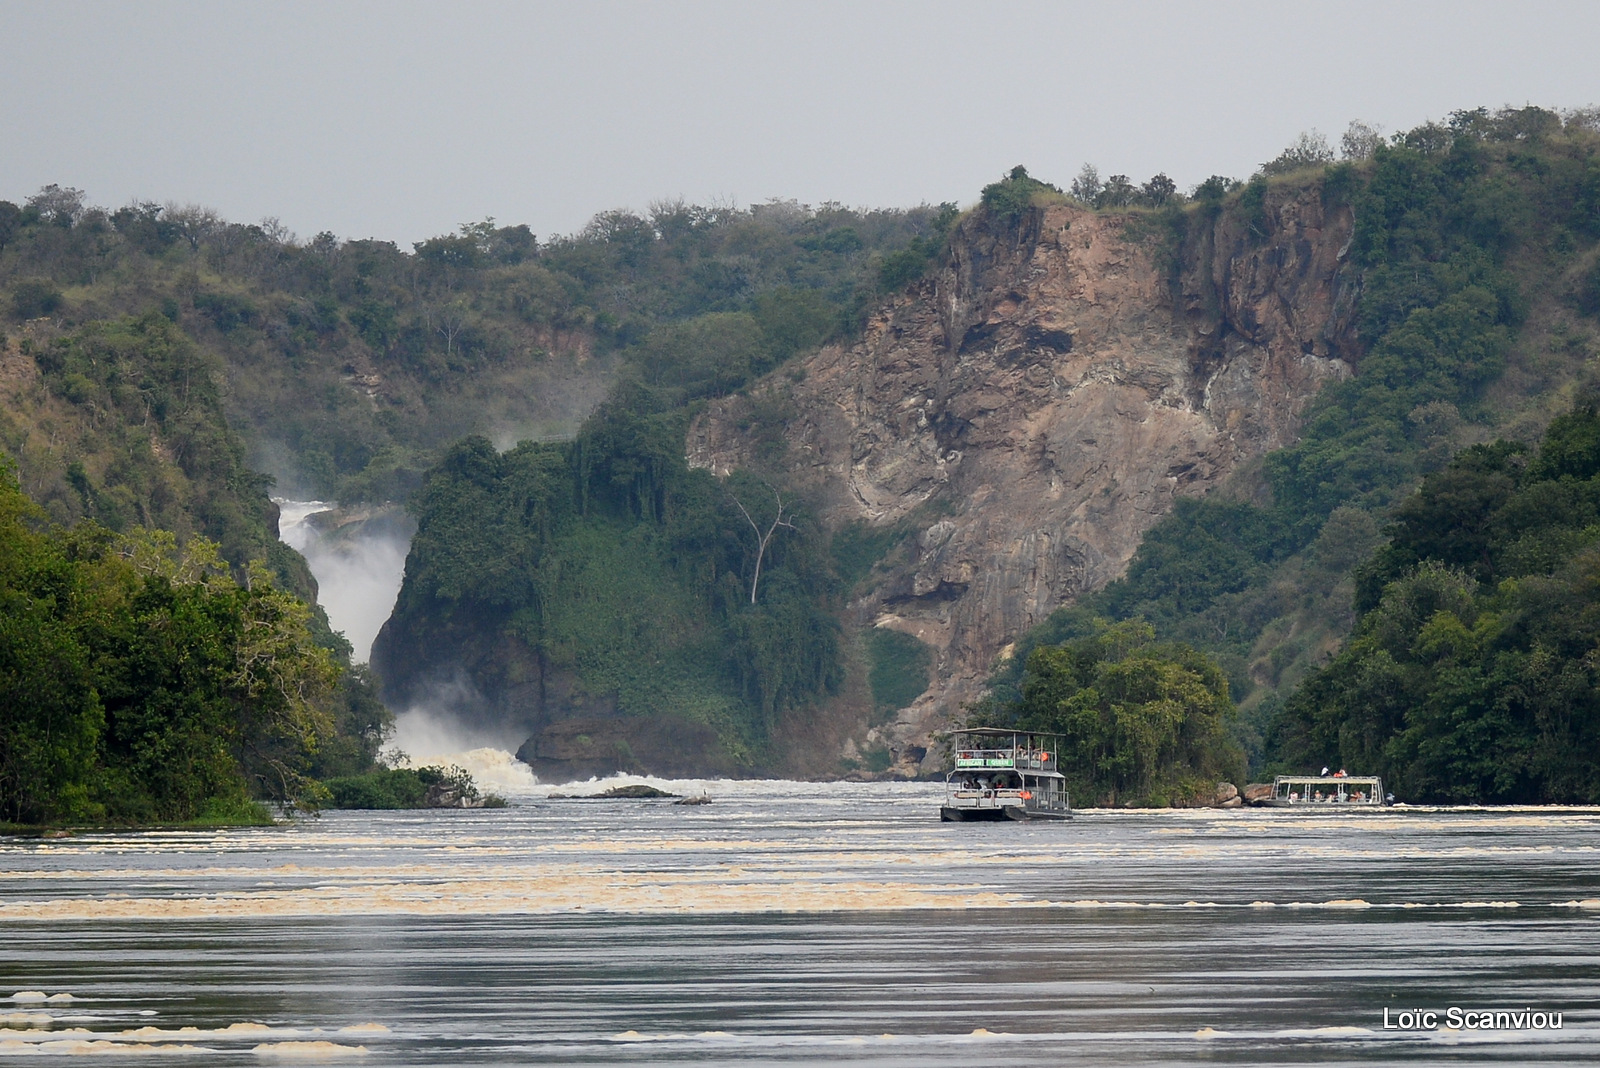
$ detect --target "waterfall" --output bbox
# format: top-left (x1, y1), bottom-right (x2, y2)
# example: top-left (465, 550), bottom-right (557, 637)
top-left (274, 499), bottom-right (411, 664)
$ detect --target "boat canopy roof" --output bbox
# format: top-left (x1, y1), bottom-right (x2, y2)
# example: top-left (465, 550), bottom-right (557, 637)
top-left (1273, 775), bottom-right (1382, 786)
top-left (949, 727), bottom-right (1064, 740)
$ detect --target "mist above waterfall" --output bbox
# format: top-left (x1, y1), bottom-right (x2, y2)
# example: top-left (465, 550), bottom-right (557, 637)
top-left (276, 499), bottom-right (411, 663)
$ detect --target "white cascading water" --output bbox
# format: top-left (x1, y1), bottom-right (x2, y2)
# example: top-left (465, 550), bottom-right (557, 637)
top-left (275, 499), bottom-right (409, 664)
top-left (275, 497), bottom-right (639, 793)
top-left (275, 499), bottom-right (528, 786)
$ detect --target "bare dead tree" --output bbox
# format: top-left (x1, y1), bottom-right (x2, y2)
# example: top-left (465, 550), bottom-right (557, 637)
top-left (731, 488), bottom-right (795, 605)
top-left (434, 299), bottom-right (469, 357)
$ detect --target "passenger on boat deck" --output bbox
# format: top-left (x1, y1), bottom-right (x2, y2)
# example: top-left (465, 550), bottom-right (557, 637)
top-left (1321, 766), bottom-right (1330, 775)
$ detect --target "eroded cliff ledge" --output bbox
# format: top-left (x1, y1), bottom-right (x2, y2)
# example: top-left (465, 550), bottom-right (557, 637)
top-left (689, 185), bottom-right (1360, 770)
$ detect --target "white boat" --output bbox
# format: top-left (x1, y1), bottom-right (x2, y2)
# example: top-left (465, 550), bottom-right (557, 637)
top-left (1261, 774), bottom-right (1389, 808)
top-left (940, 728), bottom-right (1071, 821)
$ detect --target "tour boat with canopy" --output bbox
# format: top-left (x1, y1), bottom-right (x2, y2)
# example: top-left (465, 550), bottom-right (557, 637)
top-left (1262, 773), bottom-right (1389, 808)
top-left (941, 727), bottom-right (1071, 821)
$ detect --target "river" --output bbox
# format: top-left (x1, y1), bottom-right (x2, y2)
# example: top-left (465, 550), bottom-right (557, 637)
top-left (2, 780), bottom-right (1597, 1064)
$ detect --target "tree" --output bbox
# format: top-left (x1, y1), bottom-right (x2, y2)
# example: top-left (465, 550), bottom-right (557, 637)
top-left (0, 201), bottom-right (21, 251)
top-left (0, 476), bottom-right (103, 824)
top-left (26, 184), bottom-right (85, 226)
top-left (1094, 175), bottom-right (1137, 209)
top-left (730, 485), bottom-right (795, 604)
top-left (433, 298), bottom-right (471, 358)
top-left (164, 203), bottom-right (224, 252)
top-left (1341, 120), bottom-right (1385, 161)
top-left (1260, 130), bottom-right (1335, 176)
top-left (978, 619), bottom-right (1241, 805)
top-left (1141, 173), bottom-right (1177, 207)
top-left (1069, 164), bottom-right (1102, 204)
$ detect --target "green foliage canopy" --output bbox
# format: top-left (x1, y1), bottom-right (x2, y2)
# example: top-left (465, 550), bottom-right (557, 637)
top-left (1279, 398), bottom-right (1600, 802)
top-left (975, 620), bottom-right (1242, 805)
top-left (385, 388), bottom-right (845, 760)
top-left (0, 465), bottom-right (348, 824)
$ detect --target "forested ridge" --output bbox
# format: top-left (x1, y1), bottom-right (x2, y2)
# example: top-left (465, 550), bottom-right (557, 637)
top-left (0, 175), bottom-right (958, 795)
top-left (0, 184), bottom-right (951, 511)
top-left (7, 104), bottom-right (1600, 803)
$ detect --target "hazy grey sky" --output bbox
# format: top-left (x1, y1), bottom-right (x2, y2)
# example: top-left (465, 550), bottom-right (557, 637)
top-left (2, 1), bottom-right (1596, 246)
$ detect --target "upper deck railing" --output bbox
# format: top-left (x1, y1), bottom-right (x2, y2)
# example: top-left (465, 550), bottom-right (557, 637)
top-left (953, 746), bottom-right (1057, 772)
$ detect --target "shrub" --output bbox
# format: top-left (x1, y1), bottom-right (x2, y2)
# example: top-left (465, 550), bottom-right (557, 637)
top-left (10, 279), bottom-right (62, 320)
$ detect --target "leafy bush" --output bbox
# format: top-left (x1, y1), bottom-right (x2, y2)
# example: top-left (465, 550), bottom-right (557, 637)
top-left (323, 767), bottom-right (425, 808)
top-left (980, 166), bottom-right (1062, 223)
top-left (9, 278), bottom-right (61, 319)
top-left (1259, 130), bottom-right (1335, 177)
top-left (975, 620), bottom-right (1242, 806)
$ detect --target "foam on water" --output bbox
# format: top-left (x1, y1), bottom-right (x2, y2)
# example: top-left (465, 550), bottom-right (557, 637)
top-left (6, 792), bottom-right (1600, 1063)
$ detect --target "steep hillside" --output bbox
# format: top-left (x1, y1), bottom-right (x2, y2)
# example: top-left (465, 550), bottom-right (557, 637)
top-left (10, 106), bottom-right (1598, 793)
top-left (698, 108), bottom-right (1600, 777)
top-left (693, 180), bottom-right (1359, 769)
top-left (1002, 108), bottom-right (1600, 770)
top-left (0, 189), bottom-right (944, 510)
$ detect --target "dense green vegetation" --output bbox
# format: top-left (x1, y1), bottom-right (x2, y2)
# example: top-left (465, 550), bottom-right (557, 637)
top-left (322, 763), bottom-right (499, 809)
top-left (1279, 398), bottom-right (1600, 802)
top-left (383, 422), bottom-right (843, 764)
top-left (0, 465), bottom-right (382, 825)
top-left (973, 620), bottom-right (1242, 805)
top-left (997, 108), bottom-right (1600, 787)
top-left (1, 303), bottom-right (313, 595)
top-left (0, 183), bottom-right (952, 507)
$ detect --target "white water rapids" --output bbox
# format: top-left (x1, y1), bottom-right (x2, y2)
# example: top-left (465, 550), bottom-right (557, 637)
top-left (218, 500), bottom-right (1600, 1064)
top-left (3, 800), bottom-right (1599, 1064)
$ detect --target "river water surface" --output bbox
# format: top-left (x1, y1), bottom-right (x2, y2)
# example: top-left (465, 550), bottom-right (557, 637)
top-left (3, 778), bottom-right (1598, 1065)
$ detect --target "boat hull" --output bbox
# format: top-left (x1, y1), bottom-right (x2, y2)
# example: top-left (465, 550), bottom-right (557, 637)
top-left (940, 805), bottom-right (1071, 822)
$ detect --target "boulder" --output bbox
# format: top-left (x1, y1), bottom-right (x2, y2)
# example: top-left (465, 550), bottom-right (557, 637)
top-left (1243, 783), bottom-right (1274, 803)
top-left (599, 784), bottom-right (679, 799)
top-left (1219, 796), bottom-right (1243, 808)
top-left (1214, 782), bottom-right (1239, 805)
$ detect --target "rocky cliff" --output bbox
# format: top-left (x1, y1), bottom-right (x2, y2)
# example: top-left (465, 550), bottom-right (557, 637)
top-left (689, 185), bottom-right (1361, 772)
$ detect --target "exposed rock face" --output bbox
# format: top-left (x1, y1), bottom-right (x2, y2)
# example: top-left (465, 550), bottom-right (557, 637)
top-left (690, 187), bottom-right (1359, 770)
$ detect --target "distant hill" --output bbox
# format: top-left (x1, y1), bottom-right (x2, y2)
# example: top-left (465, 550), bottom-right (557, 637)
top-left (7, 106), bottom-right (1600, 797)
